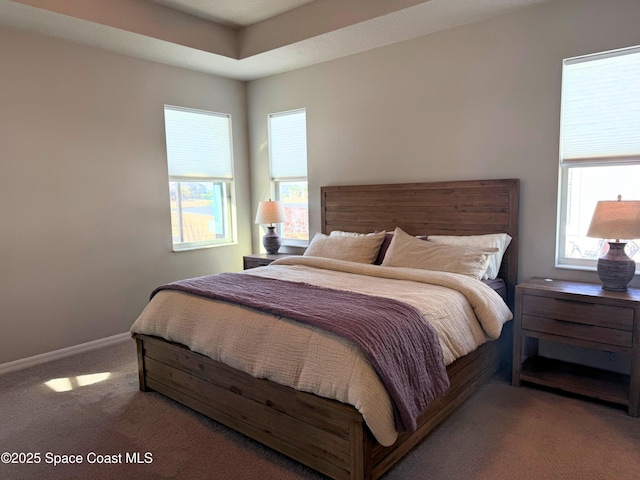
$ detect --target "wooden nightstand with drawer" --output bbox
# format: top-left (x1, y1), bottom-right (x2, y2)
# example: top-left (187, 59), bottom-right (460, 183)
top-left (243, 253), bottom-right (294, 270)
top-left (512, 278), bottom-right (640, 416)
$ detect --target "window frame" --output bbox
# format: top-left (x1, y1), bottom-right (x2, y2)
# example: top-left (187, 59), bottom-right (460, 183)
top-left (272, 178), bottom-right (309, 246)
top-left (555, 45), bottom-right (640, 271)
top-left (267, 108), bottom-right (309, 245)
top-left (169, 179), bottom-right (234, 250)
top-left (164, 105), bottom-right (236, 251)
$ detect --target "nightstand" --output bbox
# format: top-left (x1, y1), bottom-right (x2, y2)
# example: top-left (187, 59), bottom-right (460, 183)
top-left (512, 277), bottom-right (640, 416)
top-left (243, 253), bottom-right (293, 270)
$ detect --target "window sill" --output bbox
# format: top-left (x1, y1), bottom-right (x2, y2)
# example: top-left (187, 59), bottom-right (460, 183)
top-left (555, 262), bottom-right (640, 275)
top-left (173, 241), bottom-right (237, 252)
top-left (554, 263), bottom-right (597, 272)
top-left (280, 239), bottom-right (309, 248)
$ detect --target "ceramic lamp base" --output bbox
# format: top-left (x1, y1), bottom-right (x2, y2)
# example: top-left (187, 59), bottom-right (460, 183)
top-left (263, 226), bottom-right (281, 254)
top-left (597, 242), bottom-right (636, 292)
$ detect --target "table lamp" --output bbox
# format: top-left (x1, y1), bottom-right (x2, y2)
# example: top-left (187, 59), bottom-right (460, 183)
top-left (586, 195), bottom-right (640, 291)
top-left (255, 200), bottom-right (288, 254)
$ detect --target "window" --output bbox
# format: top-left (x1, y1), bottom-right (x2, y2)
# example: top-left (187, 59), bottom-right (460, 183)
top-left (556, 46), bottom-right (640, 270)
top-left (164, 105), bottom-right (234, 250)
top-left (268, 109), bottom-right (309, 244)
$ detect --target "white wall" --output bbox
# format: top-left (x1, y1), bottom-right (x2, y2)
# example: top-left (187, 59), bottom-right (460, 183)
top-left (248, 0), bottom-right (640, 288)
top-left (0, 26), bottom-right (251, 364)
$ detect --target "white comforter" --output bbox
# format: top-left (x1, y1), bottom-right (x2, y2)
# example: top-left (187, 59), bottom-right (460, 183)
top-left (130, 256), bottom-right (512, 446)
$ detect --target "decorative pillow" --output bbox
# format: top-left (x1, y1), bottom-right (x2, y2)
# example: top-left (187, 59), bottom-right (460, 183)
top-left (373, 232), bottom-right (429, 265)
top-left (329, 230), bottom-right (392, 264)
top-left (381, 227), bottom-right (497, 280)
top-left (427, 233), bottom-right (512, 279)
top-left (304, 231), bottom-right (386, 264)
top-left (375, 232), bottom-right (394, 265)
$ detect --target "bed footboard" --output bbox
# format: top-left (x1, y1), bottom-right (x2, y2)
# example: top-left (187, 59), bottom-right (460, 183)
top-left (133, 333), bottom-right (504, 480)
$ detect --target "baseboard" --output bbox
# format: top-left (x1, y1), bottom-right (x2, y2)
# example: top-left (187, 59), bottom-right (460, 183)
top-left (0, 332), bottom-right (130, 375)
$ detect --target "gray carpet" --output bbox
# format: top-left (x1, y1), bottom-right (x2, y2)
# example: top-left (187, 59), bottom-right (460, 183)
top-left (1, 339), bottom-right (639, 480)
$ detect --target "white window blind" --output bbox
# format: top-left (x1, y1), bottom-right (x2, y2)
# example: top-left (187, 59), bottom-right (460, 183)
top-left (269, 109), bottom-right (308, 179)
top-left (561, 46), bottom-right (640, 165)
top-left (164, 106), bottom-right (233, 179)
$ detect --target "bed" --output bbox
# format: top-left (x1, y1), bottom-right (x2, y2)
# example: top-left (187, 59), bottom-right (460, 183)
top-left (132, 178), bottom-right (519, 480)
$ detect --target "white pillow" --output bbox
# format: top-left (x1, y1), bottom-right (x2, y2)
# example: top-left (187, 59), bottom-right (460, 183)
top-left (426, 233), bottom-right (512, 280)
top-left (330, 230), bottom-right (377, 237)
top-left (304, 231), bottom-right (386, 264)
top-left (382, 227), bottom-right (497, 280)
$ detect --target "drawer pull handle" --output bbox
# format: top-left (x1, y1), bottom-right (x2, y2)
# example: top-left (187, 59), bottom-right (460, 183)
top-left (554, 319), bottom-right (594, 327)
top-left (553, 298), bottom-right (595, 307)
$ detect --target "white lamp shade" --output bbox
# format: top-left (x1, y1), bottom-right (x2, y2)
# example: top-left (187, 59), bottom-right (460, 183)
top-left (255, 200), bottom-right (288, 225)
top-left (586, 198), bottom-right (640, 241)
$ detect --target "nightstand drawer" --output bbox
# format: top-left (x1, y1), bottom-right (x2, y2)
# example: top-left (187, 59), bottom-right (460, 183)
top-left (522, 314), bottom-right (633, 348)
top-left (522, 295), bottom-right (634, 331)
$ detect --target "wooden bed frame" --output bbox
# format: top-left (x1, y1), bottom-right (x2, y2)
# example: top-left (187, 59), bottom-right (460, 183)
top-left (133, 178), bottom-right (520, 480)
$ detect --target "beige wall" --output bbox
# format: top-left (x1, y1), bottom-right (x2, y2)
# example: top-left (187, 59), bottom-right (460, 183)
top-left (248, 0), bottom-right (640, 288)
top-left (0, 27), bottom-right (251, 364)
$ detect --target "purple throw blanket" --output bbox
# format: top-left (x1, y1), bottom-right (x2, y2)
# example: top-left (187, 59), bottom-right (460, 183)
top-left (152, 273), bottom-right (450, 433)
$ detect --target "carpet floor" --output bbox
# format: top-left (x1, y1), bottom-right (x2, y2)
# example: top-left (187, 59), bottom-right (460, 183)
top-left (1, 339), bottom-right (639, 480)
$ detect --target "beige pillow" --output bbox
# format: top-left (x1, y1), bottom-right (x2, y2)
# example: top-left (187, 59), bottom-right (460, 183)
top-left (304, 231), bottom-right (386, 264)
top-left (427, 233), bottom-right (512, 279)
top-left (381, 227), bottom-right (497, 280)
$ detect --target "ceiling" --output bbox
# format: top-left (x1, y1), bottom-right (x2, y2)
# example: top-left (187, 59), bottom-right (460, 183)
top-left (0, 0), bottom-right (555, 80)
top-left (149, 0), bottom-right (317, 28)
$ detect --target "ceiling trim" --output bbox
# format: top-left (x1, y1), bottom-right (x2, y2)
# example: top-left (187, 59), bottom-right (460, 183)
top-left (0, 0), bottom-right (555, 80)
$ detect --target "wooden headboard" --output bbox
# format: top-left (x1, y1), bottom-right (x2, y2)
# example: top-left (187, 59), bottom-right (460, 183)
top-left (320, 178), bottom-right (520, 307)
